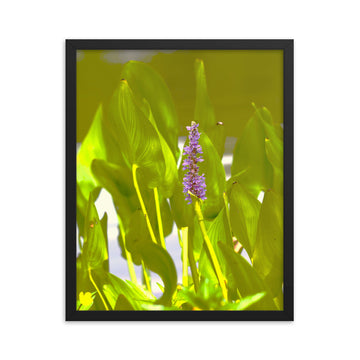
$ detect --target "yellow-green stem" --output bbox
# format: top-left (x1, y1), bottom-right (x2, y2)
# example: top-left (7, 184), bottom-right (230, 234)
top-left (88, 268), bottom-right (109, 311)
top-left (117, 215), bottom-right (137, 284)
top-left (153, 187), bottom-right (166, 249)
top-left (194, 199), bottom-right (228, 301)
top-left (188, 233), bottom-right (199, 293)
top-left (132, 164), bottom-right (157, 244)
top-left (181, 227), bottom-right (189, 287)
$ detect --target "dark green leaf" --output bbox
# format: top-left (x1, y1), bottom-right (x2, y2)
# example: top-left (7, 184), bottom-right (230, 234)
top-left (114, 294), bottom-right (135, 310)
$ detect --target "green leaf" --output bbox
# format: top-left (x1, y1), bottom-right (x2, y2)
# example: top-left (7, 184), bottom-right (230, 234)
top-left (121, 61), bottom-right (180, 159)
top-left (142, 100), bottom-right (178, 198)
top-left (91, 159), bottom-right (135, 197)
top-left (170, 180), bottom-right (195, 229)
top-left (77, 105), bottom-right (107, 199)
top-left (76, 106), bottom-right (106, 235)
top-left (199, 133), bottom-right (226, 219)
top-left (90, 159), bottom-right (138, 240)
top-left (139, 241), bottom-right (177, 306)
top-left (194, 59), bottom-right (225, 158)
top-left (199, 208), bottom-right (233, 285)
top-left (104, 79), bottom-right (165, 189)
top-left (114, 294), bottom-right (135, 310)
top-left (229, 182), bottom-right (261, 257)
top-left (104, 273), bottom-right (154, 310)
top-left (218, 242), bottom-right (277, 310)
top-left (252, 190), bottom-right (283, 297)
top-left (258, 107), bottom-right (283, 194)
top-left (232, 292), bottom-right (266, 310)
top-left (125, 210), bottom-right (177, 306)
top-left (231, 109), bottom-right (273, 198)
top-left (82, 191), bottom-right (108, 270)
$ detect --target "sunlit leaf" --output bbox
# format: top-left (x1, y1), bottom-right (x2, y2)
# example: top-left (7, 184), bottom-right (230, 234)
top-left (121, 61), bottom-right (180, 159)
top-left (218, 242), bottom-right (277, 310)
top-left (253, 190), bottom-right (283, 297)
top-left (229, 182), bottom-right (261, 257)
top-left (82, 190), bottom-right (108, 270)
top-left (126, 210), bottom-right (177, 306)
top-left (199, 208), bottom-right (233, 284)
top-left (231, 109), bottom-right (273, 198)
top-left (142, 100), bottom-right (178, 198)
top-left (104, 79), bottom-right (165, 189)
top-left (77, 105), bottom-right (107, 199)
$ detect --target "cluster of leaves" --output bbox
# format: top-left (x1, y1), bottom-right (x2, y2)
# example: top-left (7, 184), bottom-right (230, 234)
top-left (76, 58), bottom-right (283, 311)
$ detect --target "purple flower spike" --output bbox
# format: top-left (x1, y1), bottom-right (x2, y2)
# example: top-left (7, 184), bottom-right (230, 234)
top-left (182, 121), bottom-right (207, 204)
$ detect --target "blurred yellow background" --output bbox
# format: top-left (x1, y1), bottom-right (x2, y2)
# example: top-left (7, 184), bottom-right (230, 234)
top-left (77, 50), bottom-right (283, 142)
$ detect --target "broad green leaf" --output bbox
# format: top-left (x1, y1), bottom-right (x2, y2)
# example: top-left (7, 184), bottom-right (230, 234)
top-left (233, 292), bottom-right (266, 311)
top-left (170, 180), bottom-right (195, 228)
top-left (77, 105), bottom-right (107, 200)
top-left (229, 182), bottom-right (261, 257)
top-left (76, 106), bottom-right (106, 235)
top-left (194, 59), bottom-right (225, 158)
top-left (146, 193), bottom-right (174, 239)
top-left (104, 273), bottom-right (154, 310)
top-left (142, 100), bottom-right (178, 198)
top-left (125, 210), bottom-right (177, 306)
top-left (125, 210), bottom-right (152, 265)
top-left (253, 190), bottom-right (283, 297)
top-left (231, 109), bottom-right (273, 198)
top-left (199, 208), bottom-right (233, 285)
top-left (104, 79), bottom-right (165, 189)
top-left (140, 242), bottom-right (177, 306)
top-left (255, 106), bottom-right (283, 194)
top-left (91, 159), bottom-right (134, 197)
top-left (90, 159), bottom-right (138, 240)
top-left (218, 242), bottom-right (277, 310)
top-left (121, 61), bottom-right (180, 159)
top-left (82, 191), bottom-right (108, 270)
top-left (199, 133), bottom-right (226, 218)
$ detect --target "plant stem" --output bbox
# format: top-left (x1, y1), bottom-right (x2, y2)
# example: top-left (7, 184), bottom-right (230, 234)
top-left (88, 268), bottom-right (109, 310)
top-left (141, 261), bottom-right (152, 294)
top-left (117, 215), bottom-right (137, 284)
top-left (181, 227), bottom-right (189, 287)
top-left (132, 164), bottom-right (157, 244)
top-left (153, 187), bottom-right (166, 249)
top-left (193, 199), bottom-right (228, 301)
top-left (188, 234), bottom-right (199, 293)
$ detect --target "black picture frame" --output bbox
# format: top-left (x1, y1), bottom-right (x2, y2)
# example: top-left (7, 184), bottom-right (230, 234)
top-left (66, 39), bottom-right (294, 321)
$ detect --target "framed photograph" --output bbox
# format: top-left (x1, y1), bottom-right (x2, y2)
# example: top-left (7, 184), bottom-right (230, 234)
top-left (66, 39), bottom-right (293, 321)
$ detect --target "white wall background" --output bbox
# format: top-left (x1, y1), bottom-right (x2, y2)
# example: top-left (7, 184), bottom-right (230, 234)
top-left (1, 1), bottom-right (359, 359)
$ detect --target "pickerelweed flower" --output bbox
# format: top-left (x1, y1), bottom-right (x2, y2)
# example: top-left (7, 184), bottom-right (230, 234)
top-left (182, 122), bottom-right (207, 204)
